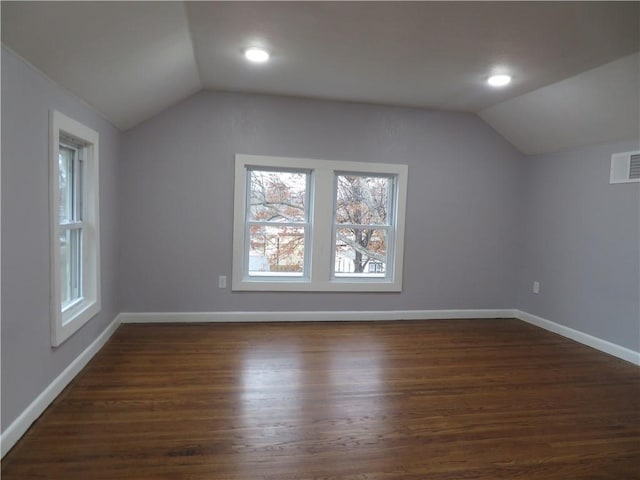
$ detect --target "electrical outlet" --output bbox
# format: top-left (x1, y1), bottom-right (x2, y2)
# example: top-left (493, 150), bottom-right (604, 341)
top-left (218, 275), bottom-right (227, 289)
top-left (533, 281), bottom-right (540, 294)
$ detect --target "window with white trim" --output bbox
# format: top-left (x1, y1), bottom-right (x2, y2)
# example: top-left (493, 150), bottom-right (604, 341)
top-left (233, 155), bottom-right (408, 291)
top-left (333, 173), bottom-right (393, 278)
top-left (50, 111), bottom-right (100, 346)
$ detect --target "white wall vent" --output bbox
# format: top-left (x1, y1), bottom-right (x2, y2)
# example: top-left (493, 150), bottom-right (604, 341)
top-left (610, 151), bottom-right (640, 184)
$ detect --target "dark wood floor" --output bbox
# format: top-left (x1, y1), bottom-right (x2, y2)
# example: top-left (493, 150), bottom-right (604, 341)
top-left (2, 319), bottom-right (639, 479)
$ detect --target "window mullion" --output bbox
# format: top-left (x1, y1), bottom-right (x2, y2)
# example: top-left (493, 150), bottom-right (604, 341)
top-left (335, 223), bottom-right (391, 230)
top-left (309, 168), bottom-right (333, 283)
top-left (247, 220), bottom-right (307, 228)
top-left (59, 221), bottom-right (84, 231)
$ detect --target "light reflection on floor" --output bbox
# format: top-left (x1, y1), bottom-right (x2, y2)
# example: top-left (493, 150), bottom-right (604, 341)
top-left (234, 335), bottom-right (390, 475)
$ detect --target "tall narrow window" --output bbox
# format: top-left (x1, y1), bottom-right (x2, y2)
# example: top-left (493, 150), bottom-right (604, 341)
top-left (58, 143), bottom-right (83, 308)
top-left (333, 174), bottom-right (394, 279)
top-left (50, 111), bottom-right (100, 346)
top-left (246, 169), bottom-right (310, 278)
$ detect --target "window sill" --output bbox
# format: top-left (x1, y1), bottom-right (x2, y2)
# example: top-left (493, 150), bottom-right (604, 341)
top-left (53, 299), bottom-right (101, 347)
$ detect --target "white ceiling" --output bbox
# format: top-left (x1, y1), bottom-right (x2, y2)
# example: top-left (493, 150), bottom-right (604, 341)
top-left (2, 1), bottom-right (639, 154)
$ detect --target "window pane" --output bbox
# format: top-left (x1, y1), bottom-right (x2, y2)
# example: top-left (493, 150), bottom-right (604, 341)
top-left (335, 175), bottom-right (391, 225)
top-left (248, 225), bottom-right (305, 276)
top-left (60, 230), bottom-right (71, 307)
top-left (76, 157), bottom-right (83, 221)
top-left (248, 170), bottom-right (307, 223)
top-left (334, 227), bottom-right (387, 277)
top-left (58, 147), bottom-right (74, 223)
top-left (60, 228), bottom-right (82, 310)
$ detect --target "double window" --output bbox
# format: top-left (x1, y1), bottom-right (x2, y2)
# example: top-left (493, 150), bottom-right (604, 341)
top-left (50, 111), bottom-right (100, 346)
top-left (233, 154), bottom-right (407, 291)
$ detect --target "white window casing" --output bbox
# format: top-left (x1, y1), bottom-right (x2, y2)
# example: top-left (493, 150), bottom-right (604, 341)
top-left (50, 110), bottom-right (100, 346)
top-left (232, 154), bottom-right (408, 292)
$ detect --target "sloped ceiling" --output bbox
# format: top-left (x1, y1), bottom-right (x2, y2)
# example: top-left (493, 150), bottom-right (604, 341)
top-left (1, 2), bottom-right (201, 131)
top-left (479, 53), bottom-right (640, 155)
top-left (2, 1), bottom-right (639, 155)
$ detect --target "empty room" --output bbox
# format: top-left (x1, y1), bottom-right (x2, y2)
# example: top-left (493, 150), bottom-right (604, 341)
top-left (1, 1), bottom-right (639, 478)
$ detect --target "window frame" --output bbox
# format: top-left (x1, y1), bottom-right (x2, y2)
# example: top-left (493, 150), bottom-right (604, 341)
top-left (50, 110), bottom-right (101, 347)
top-left (232, 154), bottom-right (407, 292)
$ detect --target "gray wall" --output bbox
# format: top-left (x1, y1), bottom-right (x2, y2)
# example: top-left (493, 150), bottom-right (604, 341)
top-left (1, 47), bottom-right (121, 429)
top-left (517, 140), bottom-right (640, 351)
top-left (120, 91), bottom-right (525, 313)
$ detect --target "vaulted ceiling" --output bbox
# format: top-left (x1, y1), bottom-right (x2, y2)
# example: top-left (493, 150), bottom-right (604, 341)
top-left (2, 1), bottom-right (639, 154)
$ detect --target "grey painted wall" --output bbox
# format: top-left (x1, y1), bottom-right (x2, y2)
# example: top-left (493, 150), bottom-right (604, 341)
top-left (517, 140), bottom-right (640, 351)
top-left (120, 91), bottom-right (525, 313)
top-left (1, 48), bottom-right (121, 430)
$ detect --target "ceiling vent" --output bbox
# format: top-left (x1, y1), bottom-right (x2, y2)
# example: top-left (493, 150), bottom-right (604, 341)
top-left (610, 151), bottom-right (640, 184)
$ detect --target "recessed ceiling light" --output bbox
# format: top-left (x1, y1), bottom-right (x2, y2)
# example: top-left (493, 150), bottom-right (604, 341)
top-left (487, 74), bottom-right (512, 87)
top-left (244, 47), bottom-right (270, 63)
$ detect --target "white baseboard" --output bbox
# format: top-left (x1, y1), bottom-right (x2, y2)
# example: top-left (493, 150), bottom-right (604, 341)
top-left (119, 309), bottom-right (516, 324)
top-left (1, 314), bottom-right (122, 458)
top-left (515, 310), bottom-right (640, 366)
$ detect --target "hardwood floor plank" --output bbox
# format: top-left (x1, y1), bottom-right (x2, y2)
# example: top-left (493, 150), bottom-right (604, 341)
top-left (2, 320), bottom-right (639, 479)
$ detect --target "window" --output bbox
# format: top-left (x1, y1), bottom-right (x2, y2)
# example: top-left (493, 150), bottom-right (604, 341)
top-left (247, 169), bottom-right (310, 277)
top-left (233, 155), bottom-right (408, 291)
top-left (334, 174), bottom-right (392, 278)
top-left (50, 111), bottom-right (100, 346)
